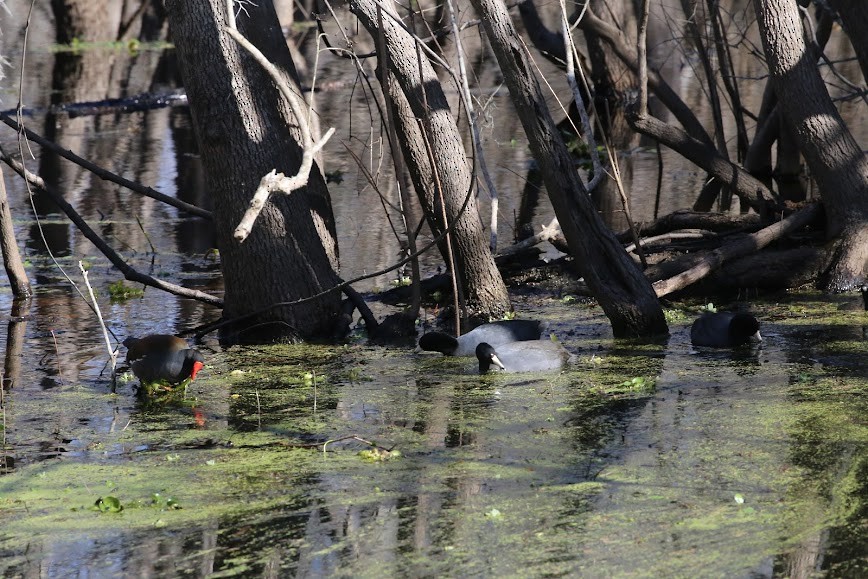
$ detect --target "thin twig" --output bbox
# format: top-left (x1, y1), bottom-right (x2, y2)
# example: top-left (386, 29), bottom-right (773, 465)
top-left (133, 212), bottom-right (157, 254)
top-left (50, 330), bottom-right (65, 387)
top-left (447, 0), bottom-right (500, 251)
top-left (255, 389), bottom-right (261, 430)
top-left (559, 0), bottom-right (604, 191)
top-left (80, 261), bottom-right (118, 390)
top-left (605, 142), bottom-right (647, 268)
top-left (312, 370), bottom-right (317, 414)
top-left (321, 434), bottom-right (392, 454)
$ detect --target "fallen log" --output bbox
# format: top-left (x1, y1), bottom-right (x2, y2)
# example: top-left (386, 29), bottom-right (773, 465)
top-left (652, 203), bottom-right (822, 297)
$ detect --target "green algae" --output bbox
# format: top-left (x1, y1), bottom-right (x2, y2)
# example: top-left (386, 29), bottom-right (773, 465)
top-left (4, 290), bottom-right (868, 575)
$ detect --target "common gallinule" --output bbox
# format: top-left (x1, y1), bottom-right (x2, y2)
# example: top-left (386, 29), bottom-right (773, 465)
top-left (690, 312), bottom-right (762, 347)
top-left (475, 340), bottom-right (574, 374)
top-left (418, 319), bottom-right (545, 357)
top-left (123, 334), bottom-right (205, 385)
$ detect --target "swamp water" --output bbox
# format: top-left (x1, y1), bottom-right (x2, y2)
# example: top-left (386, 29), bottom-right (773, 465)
top-left (0, 4), bottom-right (867, 575)
top-left (2, 293), bottom-right (868, 577)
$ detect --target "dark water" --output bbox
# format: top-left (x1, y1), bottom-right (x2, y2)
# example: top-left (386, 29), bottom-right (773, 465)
top-left (1, 1), bottom-right (868, 577)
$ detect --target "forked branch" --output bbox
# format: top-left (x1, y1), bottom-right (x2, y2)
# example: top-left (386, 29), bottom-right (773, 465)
top-left (223, 26), bottom-right (336, 242)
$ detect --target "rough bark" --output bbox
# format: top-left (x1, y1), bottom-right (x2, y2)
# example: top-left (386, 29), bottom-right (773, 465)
top-left (165, 0), bottom-right (342, 340)
top-left (349, 0), bottom-right (511, 318)
top-left (755, 0), bottom-right (868, 292)
top-left (469, 0), bottom-right (668, 338)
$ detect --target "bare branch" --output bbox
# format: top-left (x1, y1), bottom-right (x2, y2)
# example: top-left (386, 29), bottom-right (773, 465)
top-left (496, 217), bottom-right (562, 258)
top-left (232, 128), bottom-right (335, 242)
top-left (653, 204), bottom-right (821, 297)
top-left (79, 261), bottom-right (118, 389)
top-left (224, 26), bottom-right (336, 242)
top-left (0, 146), bottom-right (223, 307)
top-left (559, 0), bottom-right (603, 191)
top-left (0, 113), bottom-right (212, 220)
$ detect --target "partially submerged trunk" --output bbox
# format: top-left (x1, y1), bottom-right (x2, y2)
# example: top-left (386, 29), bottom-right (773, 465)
top-left (166, 0), bottom-right (342, 340)
top-left (469, 0), bottom-right (668, 338)
top-left (755, 0), bottom-right (868, 292)
top-left (349, 0), bottom-right (511, 319)
top-left (0, 166), bottom-right (30, 298)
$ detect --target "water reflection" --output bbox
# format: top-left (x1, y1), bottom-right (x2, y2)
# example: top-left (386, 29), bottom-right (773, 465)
top-left (1, 0), bottom-right (868, 576)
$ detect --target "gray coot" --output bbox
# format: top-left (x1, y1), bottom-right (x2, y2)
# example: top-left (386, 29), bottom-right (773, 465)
top-left (690, 312), bottom-right (761, 347)
top-left (475, 340), bottom-right (574, 373)
top-left (123, 334), bottom-right (205, 384)
top-left (418, 319), bottom-right (544, 357)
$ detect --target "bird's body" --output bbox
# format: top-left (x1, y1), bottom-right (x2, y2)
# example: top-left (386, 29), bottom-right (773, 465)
top-left (690, 312), bottom-right (762, 348)
top-left (475, 340), bottom-right (574, 374)
top-left (418, 319), bottom-right (544, 357)
top-left (123, 334), bottom-right (188, 362)
top-left (123, 334), bottom-right (205, 385)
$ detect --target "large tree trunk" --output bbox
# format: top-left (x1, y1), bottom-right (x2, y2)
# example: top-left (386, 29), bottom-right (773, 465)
top-left (470, 0), bottom-right (668, 338)
top-left (165, 0), bottom-right (342, 341)
top-left (755, 0), bottom-right (868, 292)
top-left (349, 0), bottom-right (511, 319)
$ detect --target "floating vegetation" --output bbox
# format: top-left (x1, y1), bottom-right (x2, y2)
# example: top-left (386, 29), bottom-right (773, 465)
top-left (107, 280), bottom-right (145, 302)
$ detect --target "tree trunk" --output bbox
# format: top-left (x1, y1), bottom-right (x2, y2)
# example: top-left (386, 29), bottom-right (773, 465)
top-left (469, 0), bottom-right (668, 338)
top-left (0, 166), bottom-right (30, 298)
top-left (584, 0), bottom-right (640, 231)
top-left (755, 0), bottom-right (868, 292)
top-left (349, 0), bottom-right (511, 319)
top-left (165, 0), bottom-right (342, 340)
top-left (828, 0), bottom-right (868, 83)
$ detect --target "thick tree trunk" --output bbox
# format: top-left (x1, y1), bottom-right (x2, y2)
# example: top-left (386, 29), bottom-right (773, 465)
top-left (470, 0), bottom-right (667, 337)
top-left (165, 0), bottom-right (342, 340)
top-left (349, 0), bottom-right (511, 319)
top-left (755, 0), bottom-right (868, 291)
